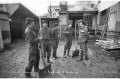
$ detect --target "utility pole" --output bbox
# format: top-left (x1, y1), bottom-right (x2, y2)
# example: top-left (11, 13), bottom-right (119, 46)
top-left (49, 3), bottom-right (52, 17)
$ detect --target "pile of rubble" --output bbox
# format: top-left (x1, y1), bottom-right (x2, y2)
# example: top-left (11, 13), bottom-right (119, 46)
top-left (95, 40), bottom-right (120, 49)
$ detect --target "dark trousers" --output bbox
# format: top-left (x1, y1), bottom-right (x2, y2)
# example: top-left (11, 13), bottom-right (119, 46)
top-left (79, 41), bottom-right (88, 60)
top-left (25, 46), bottom-right (40, 76)
top-left (64, 40), bottom-right (72, 56)
top-left (43, 40), bottom-right (51, 62)
top-left (52, 40), bottom-right (59, 58)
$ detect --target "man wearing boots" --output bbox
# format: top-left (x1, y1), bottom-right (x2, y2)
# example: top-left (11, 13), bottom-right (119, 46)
top-left (25, 17), bottom-right (42, 78)
top-left (76, 20), bottom-right (89, 62)
top-left (52, 24), bottom-right (60, 59)
top-left (40, 20), bottom-right (53, 63)
top-left (63, 21), bottom-right (74, 58)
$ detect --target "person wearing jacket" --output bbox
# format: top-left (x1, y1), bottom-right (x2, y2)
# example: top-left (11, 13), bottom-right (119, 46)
top-left (25, 17), bottom-right (42, 78)
top-left (76, 20), bottom-right (89, 61)
top-left (63, 21), bottom-right (74, 58)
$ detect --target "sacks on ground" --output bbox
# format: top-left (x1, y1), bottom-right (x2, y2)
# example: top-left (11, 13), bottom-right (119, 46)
top-left (71, 43), bottom-right (80, 58)
top-left (72, 49), bottom-right (79, 58)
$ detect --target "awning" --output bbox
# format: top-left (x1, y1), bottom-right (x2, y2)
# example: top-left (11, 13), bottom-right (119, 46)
top-left (40, 17), bottom-right (59, 21)
top-left (68, 10), bottom-right (98, 13)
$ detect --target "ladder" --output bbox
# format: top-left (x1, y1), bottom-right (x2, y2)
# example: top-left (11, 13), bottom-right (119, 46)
top-left (100, 14), bottom-right (109, 40)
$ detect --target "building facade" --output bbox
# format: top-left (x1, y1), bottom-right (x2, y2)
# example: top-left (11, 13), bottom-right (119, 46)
top-left (0, 3), bottom-right (39, 51)
top-left (48, 1), bottom-right (98, 39)
top-left (0, 4), bottom-right (11, 51)
top-left (6, 3), bottom-right (39, 41)
top-left (97, 1), bottom-right (120, 41)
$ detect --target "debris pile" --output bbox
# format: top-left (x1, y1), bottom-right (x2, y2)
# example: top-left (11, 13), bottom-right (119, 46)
top-left (95, 40), bottom-right (120, 49)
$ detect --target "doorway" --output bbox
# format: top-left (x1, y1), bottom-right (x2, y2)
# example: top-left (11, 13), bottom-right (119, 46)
top-left (10, 22), bottom-right (22, 41)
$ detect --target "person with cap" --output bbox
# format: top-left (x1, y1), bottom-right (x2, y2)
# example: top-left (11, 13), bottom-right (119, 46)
top-left (24, 17), bottom-right (42, 78)
top-left (76, 20), bottom-right (89, 62)
top-left (39, 20), bottom-right (53, 63)
top-left (63, 20), bottom-right (74, 58)
top-left (51, 23), bottom-right (60, 59)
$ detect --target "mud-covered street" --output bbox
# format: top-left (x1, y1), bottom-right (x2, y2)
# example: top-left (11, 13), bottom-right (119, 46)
top-left (0, 39), bottom-right (120, 78)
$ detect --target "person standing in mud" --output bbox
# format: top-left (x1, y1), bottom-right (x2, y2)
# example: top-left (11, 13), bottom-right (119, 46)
top-left (25, 17), bottom-right (42, 78)
top-left (52, 24), bottom-right (60, 59)
top-left (39, 20), bottom-right (53, 63)
top-left (63, 21), bottom-right (74, 58)
top-left (76, 20), bottom-right (89, 62)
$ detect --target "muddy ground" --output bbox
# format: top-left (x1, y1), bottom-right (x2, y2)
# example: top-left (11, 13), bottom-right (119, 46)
top-left (0, 39), bottom-right (120, 78)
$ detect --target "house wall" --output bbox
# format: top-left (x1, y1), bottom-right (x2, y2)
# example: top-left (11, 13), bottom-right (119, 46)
top-left (0, 4), bottom-right (11, 50)
top-left (0, 20), bottom-right (11, 44)
top-left (110, 3), bottom-right (120, 32)
top-left (9, 16), bottom-right (28, 40)
top-left (92, 14), bottom-right (97, 30)
top-left (0, 11), bottom-right (11, 46)
top-left (68, 1), bottom-right (97, 11)
top-left (59, 13), bottom-right (67, 39)
top-left (97, 2), bottom-right (120, 41)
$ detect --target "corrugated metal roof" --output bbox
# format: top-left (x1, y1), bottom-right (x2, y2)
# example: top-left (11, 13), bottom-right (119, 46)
top-left (99, 1), bottom-right (119, 12)
top-left (9, 3), bottom-right (38, 21)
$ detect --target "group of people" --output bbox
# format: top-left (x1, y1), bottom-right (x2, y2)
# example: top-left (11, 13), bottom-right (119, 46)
top-left (24, 17), bottom-right (89, 78)
top-left (63, 20), bottom-right (89, 61)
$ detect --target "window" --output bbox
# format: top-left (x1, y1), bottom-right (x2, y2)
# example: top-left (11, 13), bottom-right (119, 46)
top-left (91, 4), bottom-right (94, 8)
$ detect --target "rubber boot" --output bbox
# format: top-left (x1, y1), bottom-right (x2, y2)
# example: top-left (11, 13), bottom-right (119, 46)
top-left (63, 49), bottom-right (67, 58)
top-left (85, 53), bottom-right (89, 60)
top-left (53, 50), bottom-right (57, 59)
top-left (25, 67), bottom-right (32, 78)
top-left (35, 71), bottom-right (39, 78)
top-left (76, 50), bottom-right (83, 62)
top-left (67, 49), bottom-right (70, 57)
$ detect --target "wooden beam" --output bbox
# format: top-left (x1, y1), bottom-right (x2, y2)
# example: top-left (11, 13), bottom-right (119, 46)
top-left (0, 25), bottom-right (4, 51)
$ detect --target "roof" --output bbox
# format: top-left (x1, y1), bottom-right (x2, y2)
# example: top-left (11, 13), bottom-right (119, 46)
top-left (68, 10), bottom-right (98, 13)
top-left (9, 3), bottom-right (39, 21)
top-left (40, 17), bottom-right (59, 21)
top-left (98, 1), bottom-right (119, 12)
top-left (48, 6), bottom-right (60, 9)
